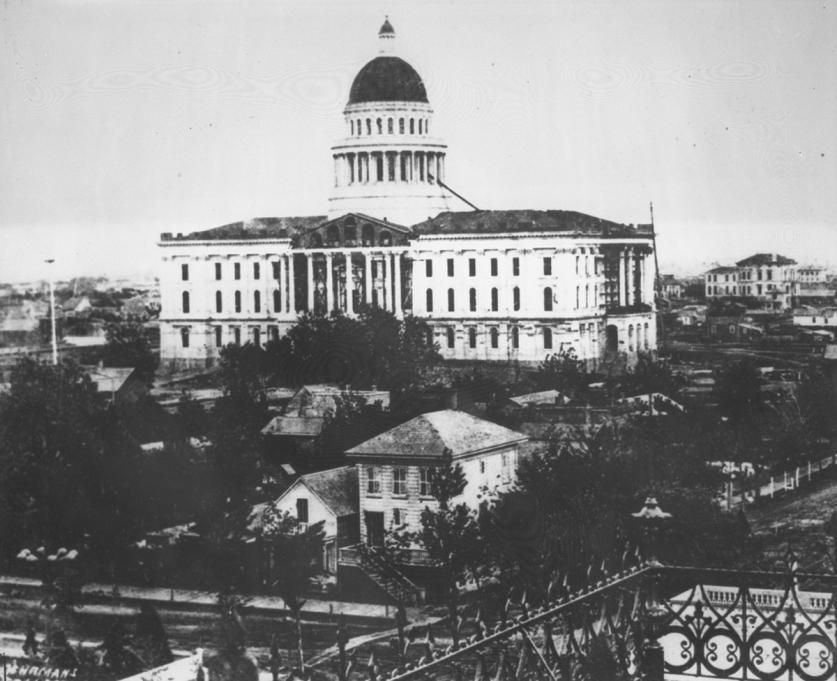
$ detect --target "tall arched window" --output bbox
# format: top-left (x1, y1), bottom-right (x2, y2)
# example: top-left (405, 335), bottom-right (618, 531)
top-left (513, 286), bottom-right (520, 311)
top-left (418, 119), bottom-right (423, 134)
top-left (350, 120), bottom-right (354, 136)
top-left (399, 118), bottom-right (405, 134)
top-left (628, 325), bottom-right (634, 351)
top-left (468, 327), bottom-right (476, 348)
top-left (366, 118), bottom-right (371, 135)
top-left (376, 118), bottom-right (382, 134)
top-left (491, 287), bottom-right (498, 311)
top-left (469, 288), bottom-right (477, 311)
top-left (182, 291), bottom-right (190, 314)
top-left (446, 327), bottom-right (455, 348)
top-left (215, 291), bottom-right (222, 313)
top-left (409, 118), bottom-right (415, 134)
top-left (387, 118), bottom-right (393, 134)
top-left (511, 325), bottom-right (519, 349)
top-left (357, 118), bottom-right (362, 135)
top-left (448, 288), bottom-right (455, 311)
top-left (235, 291), bottom-right (242, 313)
top-left (254, 291), bottom-right (261, 313)
top-left (544, 287), bottom-right (553, 311)
top-left (273, 290), bottom-right (281, 312)
top-left (490, 327), bottom-right (499, 348)
top-left (426, 289), bottom-right (433, 312)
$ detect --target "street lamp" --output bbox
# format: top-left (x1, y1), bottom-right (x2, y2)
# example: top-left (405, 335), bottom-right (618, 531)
top-left (44, 259), bottom-right (58, 365)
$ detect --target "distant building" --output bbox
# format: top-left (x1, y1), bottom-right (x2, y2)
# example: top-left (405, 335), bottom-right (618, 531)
top-left (704, 267), bottom-right (739, 299)
top-left (83, 364), bottom-right (146, 404)
top-left (157, 20), bottom-right (658, 371)
top-left (704, 253), bottom-right (798, 310)
top-left (660, 275), bottom-right (684, 299)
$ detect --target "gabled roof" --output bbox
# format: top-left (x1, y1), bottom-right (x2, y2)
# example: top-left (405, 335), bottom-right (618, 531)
top-left (346, 410), bottom-right (528, 461)
top-left (261, 415), bottom-right (326, 438)
top-left (84, 366), bottom-right (136, 393)
top-left (410, 210), bottom-right (653, 238)
top-left (735, 253), bottom-right (796, 267)
top-left (250, 466), bottom-right (358, 530)
top-left (508, 389), bottom-right (569, 407)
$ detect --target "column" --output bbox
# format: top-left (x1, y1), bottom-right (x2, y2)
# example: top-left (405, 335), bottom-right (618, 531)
top-left (345, 252), bottom-right (354, 314)
top-left (439, 154), bottom-right (445, 182)
top-left (306, 253), bottom-right (315, 311)
top-left (618, 250), bottom-right (627, 307)
top-left (393, 252), bottom-right (402, 316)
top-left (395, 151), bottom-right (402, 183)
top-left (627, 249), bottom-right (636, 305)
top-left (288, 254), bottom-right (295, 313)
top-left (347, 153), bottom-right (355, 185)
top-left (326, 252), bottom-right (334, 312)
top-left (277, 257), bottom-right (285, 314)
top-left (364, 252), bottom-right (373, 305)
top-left (381, 254), bottom-right (388, 310)
top-left (639, 253), bottom-right (646, 304)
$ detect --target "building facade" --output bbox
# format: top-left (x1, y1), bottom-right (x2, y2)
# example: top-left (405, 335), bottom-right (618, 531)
top-left (158, 20), bottom-right (658, 369)
top-left (704, 253), bottom-right (799, 310)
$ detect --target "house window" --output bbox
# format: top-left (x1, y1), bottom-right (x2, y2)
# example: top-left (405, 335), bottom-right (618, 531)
top-left (253, 327), bottom-right (261, 347)
top-left (392, 508), bottom-right (402, 525)
top-left (513, 287), bottom-right (520, 311)
top-left (490, 327), bottom-right (499, 348)
top-left (234, 263), bottom-right (241, 280)
top-left (468, 327), bottom-right (477, 348)
top-left (215, 262), bottom-right (222, 280)
top-left (269, 325), bottom-right (279, 342)
top-left (512, 258), bottom-right (520, 276)
top-left (214, 326), bottom-right (222, 347)
top-left (367, 467), bottom-right (381, 495)
top-left (446, 327), bottom-right (455, 348)
top-left (182, 291), bottom-right (190, 313)
top-left (426, 260), bottom-right (433, 277)
top-left (232, 326), bottom-right (241, 345)
top-left (543, 257), bottom-right (552, 275)
top-left (491, 288), bottom-right (498, 311)
top-left (490, 258), bottom-right (498, 276)
top-left (447, 258), bottom-right (454, 276)
top-left (501, 452), bottom-right (512, 483)
top-left (448, 288), bottom-right (455, 311)
top-left (511, 325), bottom-right (519, 349)
top-left (181, 263), bottom-right (189, 281)
top-left (480, 460), bottom-right (485, 474)
top-left (215, 291), bottom-right (222, 313)
top-left (272, 262), bottom-right (280, 279)
top-left (419, 468), bottom-right (431, 497)
top-left (387, 118), bottom-right (394, 134)
top-left (253, 262), bottom-right (260, 280)
top-left (392, 467), bottom-right (407, 495)
top-left (399, 118), bottom-right (405, 134)
top-left (180, 328), bottom-right (189, 348)
top-left (235, 291), bottom-right (242, 313)
top-left (426, 289), bottom-right (433, 312)
top-left (296, 498), bottom-right (308, 524)
top-left (544, 287), bottom-right (553, 311)
top-left (273, 290), bottom-right (281, 312)
top-left (469, 258), bottom-right (476, 277)
top-left (469, 288), bottom-right (476, 311)
top-left (543, 327), bottom-right (553, 349)
top-left (254, 291), bottom-right (261, 313)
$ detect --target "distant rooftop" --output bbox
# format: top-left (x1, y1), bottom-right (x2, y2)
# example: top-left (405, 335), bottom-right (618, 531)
top-left (735, 253), bottom-right (796, 267)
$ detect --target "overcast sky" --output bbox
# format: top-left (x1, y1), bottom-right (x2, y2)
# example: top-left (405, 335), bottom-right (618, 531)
top-left (1, 0), bottom-right (835, 282)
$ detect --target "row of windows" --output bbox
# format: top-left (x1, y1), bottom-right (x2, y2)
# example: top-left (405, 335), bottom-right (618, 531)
top-left (179, 324), bottom-right (280, 349)
top-left (350, 116), bottom-right (429, 137)
top-left (425, 257), bottom-right (513, 278)
top-left (183, 290), bottom-right (285, 314)
top-left (425, 286), bottom-right (598, 312)
top-left (366, 466), bottom-right (431, 497)
top-left (181, 261), bottom-right (281, 282)
top-left (441, 325), bottom-right (519, 349)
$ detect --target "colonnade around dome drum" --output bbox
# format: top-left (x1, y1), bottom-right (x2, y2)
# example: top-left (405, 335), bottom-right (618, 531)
top-left (332, 149), bottom-right (445, 187)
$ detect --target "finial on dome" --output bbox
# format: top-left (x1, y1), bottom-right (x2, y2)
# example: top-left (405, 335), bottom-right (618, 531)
top-left (378, 16), bottom-right (395, 54)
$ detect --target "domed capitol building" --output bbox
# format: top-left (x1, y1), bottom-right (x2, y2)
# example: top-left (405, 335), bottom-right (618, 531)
top-left (158, 19), bottom-right (657, 369)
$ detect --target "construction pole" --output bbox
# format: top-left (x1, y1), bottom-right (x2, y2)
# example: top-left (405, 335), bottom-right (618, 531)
top-left (45, 258), bottom-right (58, 365)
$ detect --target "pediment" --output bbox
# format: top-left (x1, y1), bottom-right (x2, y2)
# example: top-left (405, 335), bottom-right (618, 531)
top-left (294, 213), bottom-right (411, 249)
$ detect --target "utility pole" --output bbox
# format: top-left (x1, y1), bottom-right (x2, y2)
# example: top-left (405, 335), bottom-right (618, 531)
top-left (45, 258), bottom-right (58, 365)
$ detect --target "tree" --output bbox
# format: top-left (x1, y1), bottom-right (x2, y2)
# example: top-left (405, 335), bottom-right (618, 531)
top-left (0, 358), bottom-right (142, 564)
top-left (102, 321), bottom-right (157, 384)
top-left (535, 349), bottom-right (588, 401)
top-left (416, 450), bottom-right (481, 613)
top-left (255, 508), bottom-right (325, 673)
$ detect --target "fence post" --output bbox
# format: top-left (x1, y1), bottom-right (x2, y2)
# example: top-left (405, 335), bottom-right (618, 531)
top-left (632, 497), bottom-right (672, 681)
top-left (796, 466), bottom-right (800, 488)
top-left (808, 461), bottom-right (812, 481)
